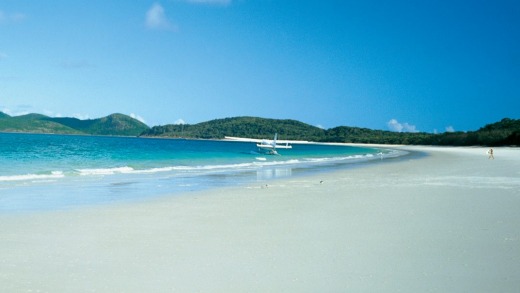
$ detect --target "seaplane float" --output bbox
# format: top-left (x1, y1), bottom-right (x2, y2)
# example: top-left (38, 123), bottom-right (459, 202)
top-left (256, 133), bottom-right (292, 155)
top-left (224, 133), bottom-right (293, 155)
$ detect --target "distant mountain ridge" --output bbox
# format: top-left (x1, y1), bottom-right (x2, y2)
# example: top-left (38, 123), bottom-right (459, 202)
top-left (143, 116), bottom-right (327, 141)
top-left (142, 117), bottom-right (520, 146)
top-left (1, 112), bottom-right (518, 146)
top-left (0, 112), bottom-right (149, 136)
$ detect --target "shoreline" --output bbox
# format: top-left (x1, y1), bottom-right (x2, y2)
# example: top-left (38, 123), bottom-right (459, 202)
top-left (0, 139), bottom-right (394, 213)
top-left (1, 145), bottom-right (519, 292)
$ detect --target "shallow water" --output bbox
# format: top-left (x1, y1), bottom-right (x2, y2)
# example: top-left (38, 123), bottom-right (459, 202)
top-left (0, 133), bottom-right (402, 212)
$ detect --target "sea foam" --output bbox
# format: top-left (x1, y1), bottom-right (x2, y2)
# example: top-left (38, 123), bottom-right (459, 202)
top-left (2, 153), bottom-right (391, 182)
top-left (0, 171), bottom-right (65, 182)
top-left (76, 167), bottom-right (135, 176)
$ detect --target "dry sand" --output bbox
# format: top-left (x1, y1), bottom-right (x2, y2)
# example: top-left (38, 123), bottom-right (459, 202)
top-left (1, 146), bottom-right (519, 292)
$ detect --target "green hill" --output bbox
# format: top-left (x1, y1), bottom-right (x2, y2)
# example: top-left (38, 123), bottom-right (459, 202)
top-left (323, 118), bottom-right (519, 146)
top-left (142, 116), bottom-right (520, 146)
top-left (47, 113), bottom-right (150, 136)
top-left (2, 111), bottom-right (517, 146)
top-left (0, 112), bottom-right (149, 136)
top-left (324, 126), bottom-right (435, 144)
top-left (0, 113), bottom-right (82, 134)
top-left (428, 118), bottom-right (520, 146)
top-left (142, 116), bottom-right (327, 141)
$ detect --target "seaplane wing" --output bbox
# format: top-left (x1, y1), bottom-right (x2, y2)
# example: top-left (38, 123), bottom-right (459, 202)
top-left (256, 143), bottom-right (292, 149)
top-left (224, 136), bottom-right (264, 143)
top-left (226, 134), bottom-right (292, 154)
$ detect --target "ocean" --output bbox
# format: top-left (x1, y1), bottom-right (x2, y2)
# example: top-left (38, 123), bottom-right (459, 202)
top-left (0, 133), bottom-right (400, 212)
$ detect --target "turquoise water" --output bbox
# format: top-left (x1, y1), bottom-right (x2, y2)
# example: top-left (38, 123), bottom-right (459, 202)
top-left (0, 133), bottom-right (397, 212)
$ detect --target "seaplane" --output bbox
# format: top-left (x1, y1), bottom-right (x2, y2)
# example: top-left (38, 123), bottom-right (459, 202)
top-left (256, 133), bottom-right (292, 155)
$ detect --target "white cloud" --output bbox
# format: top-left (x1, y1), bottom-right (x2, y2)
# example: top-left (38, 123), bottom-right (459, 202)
top-left (387, 119), bottom-right (419, 133)
top-left (130, 113), bottom-right (147, 124)
top-left (145, 3), bottom-right (176, 31)
top-left (185, 0), bottom-right (232, 5)
top-left (73, 113), bottom-right (91, 120)
top-left (43, 110), bottom-right (63, 117)
top-left (1, 107), bottom-right (29, 116)
top-left (387, 119), bottom-right (403, 132)
top-left (174, 118), bottom-right (186, 125)
top-left (445, 126), bottom-right (455, 133)
top-left (316, 124), bottom-right (325, 129)
top-left (1, 108), bottom-right (12, 115)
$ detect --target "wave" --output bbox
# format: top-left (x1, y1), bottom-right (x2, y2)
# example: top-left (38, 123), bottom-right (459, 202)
top-left (74, 153), bottom-right (386, 176)
top-left (1, 151), bottom-right (403, 183)
top-left (76, 167), bottom-right (135, 176)
top-left (0, 171), bottom-right (65, 182)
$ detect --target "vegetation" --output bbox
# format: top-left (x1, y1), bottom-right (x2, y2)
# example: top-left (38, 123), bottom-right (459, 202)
top-left (141, 117), bottom-right (520, 146)
top-left (143, 117), bottom-right (327, 141)
top-left (47, 113), bottom-right (150, 136)
top-left (0, 113), bottom-right (82, 134)
top-left (0, 112), bottom-right (149, 136)
top-left (2, 111), bottom-right (518, 146)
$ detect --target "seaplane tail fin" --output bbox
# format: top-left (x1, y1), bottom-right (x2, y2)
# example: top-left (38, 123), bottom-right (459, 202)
top-left (272, 133), bottom-right (278, 148)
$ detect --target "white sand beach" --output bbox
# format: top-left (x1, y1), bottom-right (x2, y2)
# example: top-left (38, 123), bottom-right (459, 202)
top-left (1, 146), bottom-right (519, 292)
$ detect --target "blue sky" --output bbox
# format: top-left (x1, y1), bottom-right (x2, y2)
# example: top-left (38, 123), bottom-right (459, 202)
top-left (1, 0), bottom-right (519, 132)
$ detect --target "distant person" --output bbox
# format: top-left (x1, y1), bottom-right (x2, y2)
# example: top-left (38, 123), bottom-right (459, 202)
top-left (488, 148), bottom-right (494, 160)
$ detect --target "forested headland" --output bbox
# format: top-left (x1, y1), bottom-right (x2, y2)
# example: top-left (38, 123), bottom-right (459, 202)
top-left (0, 112), bottom-right (149, 136)
top-left (141, 117), bottom-right (520, 147)
top-left (1, 111), bottom-right (518, 146)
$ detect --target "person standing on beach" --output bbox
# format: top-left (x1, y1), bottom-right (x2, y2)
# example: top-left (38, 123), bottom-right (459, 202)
top-left (488, 148), bottom-right (494, 159)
